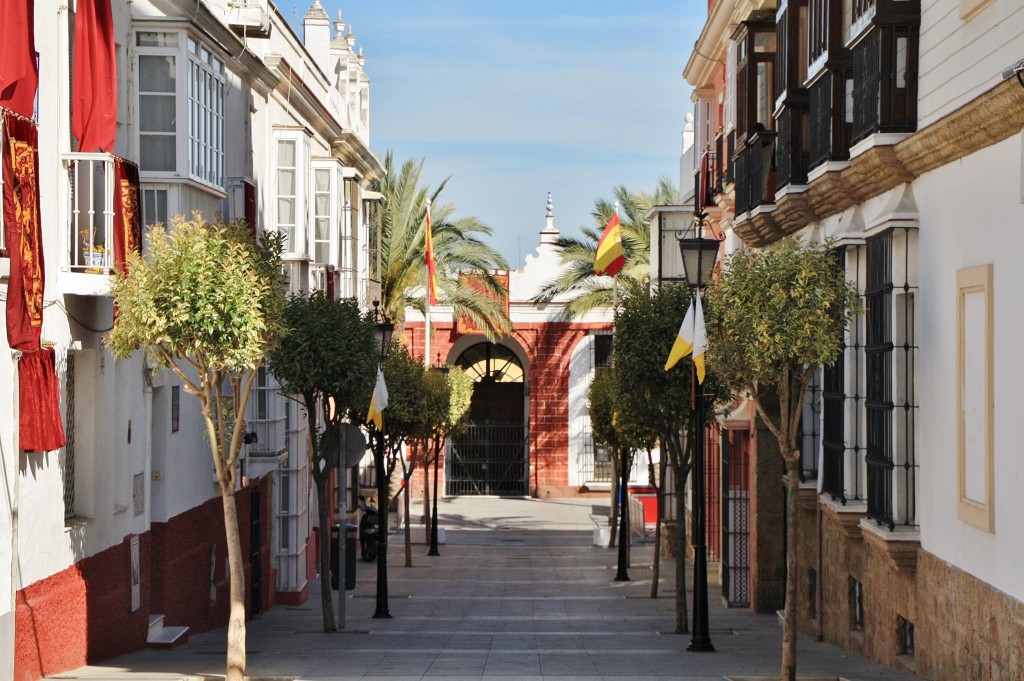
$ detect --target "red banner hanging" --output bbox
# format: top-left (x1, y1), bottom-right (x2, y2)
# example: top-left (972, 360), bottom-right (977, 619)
top-left (0, 0), bottom-right (38, 118)
top-left (113, 156), bottom-right (142, 275)
top-left (18, 348), bottom-right (66, 453)
top-left (73, 0), bottom-right (116, 152)
top-left (3, 109), bottom-right (44, 350)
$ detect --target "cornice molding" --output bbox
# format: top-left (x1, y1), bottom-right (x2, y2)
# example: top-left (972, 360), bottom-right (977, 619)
top-left (735, 77), bottom-right (1024, 246)
top-left (684, 0), bottom-right (735, 88)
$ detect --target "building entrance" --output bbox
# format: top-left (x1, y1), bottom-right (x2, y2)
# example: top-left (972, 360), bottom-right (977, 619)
top-left (447, 343), bottom-right (528, 496)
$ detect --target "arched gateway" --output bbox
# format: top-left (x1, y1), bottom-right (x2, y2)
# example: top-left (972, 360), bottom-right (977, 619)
top-left (446, 343), bottom-right (528, 496)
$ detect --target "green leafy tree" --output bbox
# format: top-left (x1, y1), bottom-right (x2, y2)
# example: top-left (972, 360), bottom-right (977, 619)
top-left (267, 294), bottom-right (378, 631)
top-left (421, 367), bottom-right (474, 539)
top-left (105, 215), bottom-right (286, 681)
top-left (705, 239), bottom-right (859, 681)
top-left (614, 284), bottom-right (723, 632)
top-left (533, 178), bottom-right (679, 318)
top-left (374, 152), bottom-right (512, 339)
top-left (588, 367), bottom-right (640, 582)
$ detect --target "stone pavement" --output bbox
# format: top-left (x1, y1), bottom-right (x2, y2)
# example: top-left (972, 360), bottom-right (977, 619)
top-left (50, 496), bottom-right (921, 681)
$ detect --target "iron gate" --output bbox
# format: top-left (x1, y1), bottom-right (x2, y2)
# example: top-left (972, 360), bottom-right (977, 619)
top-left (721, 429), bottom-right (751, 607)
top-left (446, 422), bottom-right (528, 496)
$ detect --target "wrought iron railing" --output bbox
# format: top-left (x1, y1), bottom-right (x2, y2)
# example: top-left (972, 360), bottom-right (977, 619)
top-left (446, 422), bottom-right (528, 496)
top-left (64, 153), bottom-right (116, 273)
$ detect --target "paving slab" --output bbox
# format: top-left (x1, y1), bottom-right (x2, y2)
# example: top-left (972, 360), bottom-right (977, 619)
top-left (51, 496), bottom-right (920, 681)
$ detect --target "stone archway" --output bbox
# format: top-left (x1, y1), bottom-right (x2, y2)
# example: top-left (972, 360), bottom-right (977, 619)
top-left (446, 343), bottom-right (528, 496)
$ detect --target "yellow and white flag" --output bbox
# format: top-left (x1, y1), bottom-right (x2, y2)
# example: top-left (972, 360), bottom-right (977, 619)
top-left (664, 295), bottom-right (707, 383)
top-left (367, 367), bottom-right (389, 430)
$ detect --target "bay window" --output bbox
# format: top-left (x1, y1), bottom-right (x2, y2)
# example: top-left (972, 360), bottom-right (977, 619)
top-left (135, 30), bottom-right (226, 191)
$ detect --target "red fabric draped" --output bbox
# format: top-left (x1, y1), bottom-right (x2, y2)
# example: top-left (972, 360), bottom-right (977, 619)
top-left (113, 157), bottom-right (142, 275)
top-left (18, 348), bottom-right (66, 453)
top-left (73, 0), bottom-right (116, 152)
top-left (4, 109), bottom-right (43, 350)
top-left (3, 110), bottom-right (66, 452)
top-left (0, 0), bottom-right (38, 118)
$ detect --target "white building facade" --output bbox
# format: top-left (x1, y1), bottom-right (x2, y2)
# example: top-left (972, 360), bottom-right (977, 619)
top-left (1, 2), bottom-right (382, 679)
top-left (684, 0), bottom-right (1024, 676)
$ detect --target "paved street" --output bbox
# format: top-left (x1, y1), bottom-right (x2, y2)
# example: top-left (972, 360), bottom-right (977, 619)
top-left (50, 497), bottom-right (920, 681)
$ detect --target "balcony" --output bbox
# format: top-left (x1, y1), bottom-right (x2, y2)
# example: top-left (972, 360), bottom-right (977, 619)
top-left (224, 0), bottom-right (272, 39)
top-left (59, 153), bottom-right (116, 296)
top-left (733, 131), bottom-right (777, 216)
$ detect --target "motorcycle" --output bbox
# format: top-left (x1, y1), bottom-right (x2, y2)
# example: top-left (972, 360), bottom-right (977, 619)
top-left (359, 498), bottom-right (380, 562)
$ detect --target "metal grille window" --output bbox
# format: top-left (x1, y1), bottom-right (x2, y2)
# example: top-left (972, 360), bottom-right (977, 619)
top-left (864, 229), bottom-right (917, 529)
top-left (61, 354), bottom-right (76, 518)
top-left (808, 0), bottom-right (828, 65)
top-left (186, 38), bottom-right (225, 188)
top-left (594, 334), bottom-right (613, 372)
top-left (800, 371), bottom-right (822, 481)
top-left (851, 22), bottom-right (919, 144)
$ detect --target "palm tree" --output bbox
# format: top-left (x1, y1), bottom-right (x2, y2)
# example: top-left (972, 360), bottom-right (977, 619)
top-left (533, 178), bottom-right (680, 318)
top-left (374, 152), bottom-right (512, 339)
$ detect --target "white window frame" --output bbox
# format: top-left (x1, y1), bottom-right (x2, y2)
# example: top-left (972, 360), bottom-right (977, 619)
top-left (186, 37), bottom-right (226, 189)
top-left (274, 132), bottom-right (310, 259)
top-left (135, 30), bottom-right (183, 179)
top-left (310, 160), bottom-right (340, 268)
top-left (135, 29), bottom-right (227, 193)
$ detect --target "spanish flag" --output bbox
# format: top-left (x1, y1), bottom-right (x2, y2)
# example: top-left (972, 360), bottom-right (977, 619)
top-left (664, 295), bottom-right (707, 383)
top-left (425, 205), bottom-right (438, 305)
top-left (367, 368), bottom-right (389, 430)
top-left (593, 213), bottom-right (625, 276)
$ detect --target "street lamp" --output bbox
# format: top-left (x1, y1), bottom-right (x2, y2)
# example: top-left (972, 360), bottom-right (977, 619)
top-left (428, 357), bottom-right (449, 557)
top-left (371, 301), bottom-right (394, 619)
top-left (677, 211), bottom-right (720, 653)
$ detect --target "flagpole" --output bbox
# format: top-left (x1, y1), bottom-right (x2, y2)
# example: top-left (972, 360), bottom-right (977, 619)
top-left (611, 202), bottom-right (620, 310)
top-left (424, 199), bottom-right (432, 368)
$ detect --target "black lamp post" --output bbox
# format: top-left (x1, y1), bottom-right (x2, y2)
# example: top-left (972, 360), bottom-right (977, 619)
top-left (677, 212), bottom-right (720, 653)
top-left (371, 301), bottom-right (394, 619)
top-left (428, 360), bottom-right (449, 557)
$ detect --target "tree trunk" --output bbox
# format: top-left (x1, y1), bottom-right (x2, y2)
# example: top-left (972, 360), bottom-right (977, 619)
top-left (314, 468), bottom-right (337, 631)
top-left (423, 446), bottom-right (431, 530)
top-left (674, 475), bottom-right (689, 635)
top-left (781, 454), bottom-right (801, 681)
top-left (608, 471), bottom-right (618, 548)
top-left (650, 452), bottom-right (664, 599)
top-left (403, 479), bottom-right (412, 567)
top-left (220, 488), bottom-right (247, 681)
top-left (614, 453), bottom-right (631, 581)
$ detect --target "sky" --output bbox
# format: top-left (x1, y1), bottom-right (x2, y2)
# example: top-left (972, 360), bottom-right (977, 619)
top-left (287, 2), bottom-right (706, 268)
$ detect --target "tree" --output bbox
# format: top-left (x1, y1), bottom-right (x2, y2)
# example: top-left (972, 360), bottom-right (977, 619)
top-left (267, 294), bottom-right (378, 631)
top-left (106, 215), bottom-right (286, 681)
top-left (533, 178), bottom-right (679, 318)
top-left (704, 239), bottom-right (859, 681)
top-left (421, 365), bottom-right (474, 550)
top-left (614, 284), bottom-right (721, 632)
top-left (374, 152), bottom-right (512, 339)
top-left (588, 367), bottom-right (637, 581)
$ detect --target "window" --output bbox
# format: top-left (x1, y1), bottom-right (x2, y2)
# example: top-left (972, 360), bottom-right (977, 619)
top-left (594, 334), bottom-right (613, 372)
top-left (312, 166), bottom-right (333, 266)
top-left (275, 136), bottom-right (308, 257)
top-left (137, 32), bottom-right (178, 172)
top-left (142, 187), bottom-right (169, 231)
top-left (136, 30), bottom-right (226, 190)
top-left (849, 577), bottom-right (864, 630)
top-left (734, 20), bottom-right (777, 140)
top-left (897, 615), bottom-right (915, 655)
top-left (187, 38), bottom-right (225, 187)
top-left (863, 228), bottom-right (917, 529)
top-left (61, 354), bottom-right (76, 518)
